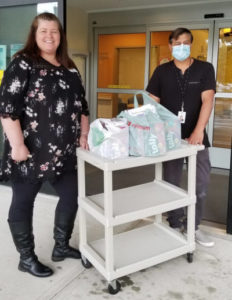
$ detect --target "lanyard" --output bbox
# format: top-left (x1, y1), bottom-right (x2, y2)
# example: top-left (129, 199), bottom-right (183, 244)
top-left (173, 60), bottom-right (191, 111)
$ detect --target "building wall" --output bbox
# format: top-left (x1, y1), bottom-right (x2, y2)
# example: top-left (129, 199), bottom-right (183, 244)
top-left (66, 4), bottom-right (89, 98)
top-left (66, 4), bottom-right (88, 54)
top-left (98, 33), bottom-right (146, 88)
top-left (88, 2), bottom-right (232, 27)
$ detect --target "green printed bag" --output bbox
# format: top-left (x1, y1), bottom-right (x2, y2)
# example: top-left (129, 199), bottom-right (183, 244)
top-left (133, 91), bottom-right (181, 151)
top-left (118, 104), bottom-right (166, 157)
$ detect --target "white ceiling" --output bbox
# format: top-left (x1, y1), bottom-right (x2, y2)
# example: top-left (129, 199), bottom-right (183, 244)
top-left (68, 0), bottom-right (232, 13)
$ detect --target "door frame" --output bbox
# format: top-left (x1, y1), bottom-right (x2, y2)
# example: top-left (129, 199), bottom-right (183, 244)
top-left (92, 20), bottom-right (231, 170)
top-left (227, 139), bottom-right (232, 233)
top-left (145, 21), bottom-right (214, 85)
top-left (208, 20), bottom-right (232, 169)
top-left (92, 21), bottom-right (214, 120)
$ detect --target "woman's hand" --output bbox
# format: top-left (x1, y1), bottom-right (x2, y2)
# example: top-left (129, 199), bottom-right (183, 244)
top-left (1, 118), bottom-right (30, 162)
top-left (11, 144), bottom-right (31, 162)
top-left (79, 134), bottom-right (89, 150)
top-left (79, 115), bottom-right (89, 150)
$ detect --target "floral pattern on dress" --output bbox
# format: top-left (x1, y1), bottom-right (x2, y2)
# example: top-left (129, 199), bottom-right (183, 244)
top-left (0, 55), bottom-right (89, 182)
top-left (7, 78), bottom-right (21, 94)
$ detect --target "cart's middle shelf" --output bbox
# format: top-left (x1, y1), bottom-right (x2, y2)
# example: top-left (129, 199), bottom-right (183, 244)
top-left (80, 180), bottom-right (195, 226)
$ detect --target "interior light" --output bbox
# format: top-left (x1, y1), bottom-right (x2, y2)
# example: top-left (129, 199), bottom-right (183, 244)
top-left (223, 28), bottom-right (231, 34)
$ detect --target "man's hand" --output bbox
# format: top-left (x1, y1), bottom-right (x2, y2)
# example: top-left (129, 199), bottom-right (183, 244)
top-left (186, 89), bottom-right (214, 145)
top-left (186, 129), bottom-right (204, 145)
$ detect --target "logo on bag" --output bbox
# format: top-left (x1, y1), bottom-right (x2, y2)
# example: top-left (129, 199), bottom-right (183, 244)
top-left (148, 134), bottom-right (159, 154)
top-left (127, 121), bottom-right (150, 131)
top-left (166, 132), bottom-right (175, 149)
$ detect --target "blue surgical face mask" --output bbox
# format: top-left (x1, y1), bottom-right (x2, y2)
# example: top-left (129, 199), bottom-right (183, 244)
top-left (172, 44), bottom-right (190, 61)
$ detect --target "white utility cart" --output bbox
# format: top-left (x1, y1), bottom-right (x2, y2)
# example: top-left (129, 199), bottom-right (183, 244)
top-left (77, 141), bottom-right (204, 294)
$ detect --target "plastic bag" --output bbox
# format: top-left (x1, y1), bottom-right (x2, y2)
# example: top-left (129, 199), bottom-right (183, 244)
top-left (118, 104), bottom-right (166, 157)
top-left (133, 91), bottom-right (181, 151)
top-left (88, 118), bottom-right (129, 159)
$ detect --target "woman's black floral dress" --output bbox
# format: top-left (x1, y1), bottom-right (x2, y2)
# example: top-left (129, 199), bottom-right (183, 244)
top-left (0, 55), bottom-right (89, 182)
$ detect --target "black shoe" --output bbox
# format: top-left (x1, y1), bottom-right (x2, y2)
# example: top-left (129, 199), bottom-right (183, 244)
top-left (8, 221), bottom-right (54, 277)
top-left (52, 211), bottom-right (81, 261)
top-left (52, 245), bottom-right (81, 261)
top-left (19, 256), bottom-right (53, 277)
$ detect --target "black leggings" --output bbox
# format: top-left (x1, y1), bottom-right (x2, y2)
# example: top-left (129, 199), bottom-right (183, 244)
top-left (8, 172), bottom-right (78, 222)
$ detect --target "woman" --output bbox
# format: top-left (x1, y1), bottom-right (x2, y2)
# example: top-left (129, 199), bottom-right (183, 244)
top-left (0, 13), bottom-right (89, 277)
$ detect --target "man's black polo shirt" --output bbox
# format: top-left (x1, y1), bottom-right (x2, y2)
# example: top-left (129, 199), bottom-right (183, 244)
top-left (146, 59), bottom-right (216, 147)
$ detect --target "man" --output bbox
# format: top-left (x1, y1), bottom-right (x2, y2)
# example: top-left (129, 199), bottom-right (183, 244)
top-left (146, 28), bottom-right (216, 247)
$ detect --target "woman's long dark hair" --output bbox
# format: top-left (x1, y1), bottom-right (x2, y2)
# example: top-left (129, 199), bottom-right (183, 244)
top-left (15, 12), bottom-right (76, 69)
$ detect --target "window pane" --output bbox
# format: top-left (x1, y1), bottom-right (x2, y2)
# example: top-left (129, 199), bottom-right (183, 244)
top-left (216, 28), bottom-right (232, 93)
top-left (97, 93), bottom-right (136, 118)
top-left (0, 2), bottom-right (59, 157)
top-left (150, 31), bottom-right (172, 77)
top-left (0, 3), bottom-right (59, 68)
top-left (213, 98), bottom-right (232, 148)
top-left (98, 33), bottom-right (146, 89)
top-left (37, 2), bottom-right (58, 14)
top-left (149, 30), bottom-right (209, 77)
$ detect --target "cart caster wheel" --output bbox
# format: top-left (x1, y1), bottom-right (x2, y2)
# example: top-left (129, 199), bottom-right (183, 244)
top-left (187, 253), bottom-right (193, 263)
top-left (81, 256), bottom-right (92, 269)
top-left (108, 280), bottom-right (121, 295)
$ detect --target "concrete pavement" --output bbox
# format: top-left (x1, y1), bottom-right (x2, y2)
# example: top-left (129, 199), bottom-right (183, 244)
top-left (1, 185), bottom-right (232, 300)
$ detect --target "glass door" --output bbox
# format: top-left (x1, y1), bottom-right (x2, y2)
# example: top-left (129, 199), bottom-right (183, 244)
top-left (95, 31), bottom-right (146, 119)
top-left (94, 25), bottom-right (231, 169)
top-left (208, 21), bottom-right (232, 169)
top-left (94, 27), bottom-right (211, 121)
top-left (149, 29), bottom-right (209, 77)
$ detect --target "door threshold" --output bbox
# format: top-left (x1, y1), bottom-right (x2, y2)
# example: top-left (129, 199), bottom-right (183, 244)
top-left (200, 220), bottom-right (232, 241)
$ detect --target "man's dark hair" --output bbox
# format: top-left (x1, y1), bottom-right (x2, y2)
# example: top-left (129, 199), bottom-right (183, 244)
top-left (168, 28), bottom-right (193, 44)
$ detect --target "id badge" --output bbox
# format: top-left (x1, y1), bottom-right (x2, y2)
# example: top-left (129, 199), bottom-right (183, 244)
top-left (178, 111), bottom-right (186, 124)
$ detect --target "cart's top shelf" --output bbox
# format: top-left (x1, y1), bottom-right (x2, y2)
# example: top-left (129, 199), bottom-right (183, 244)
top-left (77, 141), bottom-right (204, 171)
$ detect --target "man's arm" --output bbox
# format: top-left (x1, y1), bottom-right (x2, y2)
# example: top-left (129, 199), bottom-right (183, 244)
top-left (186, 89), bottom-right (215, 145)
top-left (149, 93), bottom-right (160, 103)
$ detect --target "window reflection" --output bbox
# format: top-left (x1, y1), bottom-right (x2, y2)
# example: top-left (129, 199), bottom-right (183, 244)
top-left (150, 31), bottom-right (172, 77)
top-left (37, 2), bottom-right (58, 15)
top-left (216, 28), bottom-right (232, 93)
top-left (213, 98), bottom-right (232, 149)
top-left (98, 33), bottom-right (146, 89)
top-left (97, 93), bottom-right (137, 118)
top-left (149, 30), bottom-right (208, 77)
top-left (0, 2), bottom-right (59, 69)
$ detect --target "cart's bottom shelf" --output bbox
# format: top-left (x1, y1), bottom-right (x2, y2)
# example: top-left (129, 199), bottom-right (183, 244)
top-left (81, 223), bottom-right (195, 280)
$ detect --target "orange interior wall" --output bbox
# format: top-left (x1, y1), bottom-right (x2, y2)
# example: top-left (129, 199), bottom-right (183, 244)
top-left (98, 33), bottom-right (146, 88)
top-left (151, 32), bottom-right (170, 46)
top-left (150, 32), bottom-right (172, 66)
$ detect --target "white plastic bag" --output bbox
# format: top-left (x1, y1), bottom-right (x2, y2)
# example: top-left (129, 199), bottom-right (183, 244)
top-left (88, 118), bottom-right (129, 159)
top-left (133, 92), bottom-right (181, 151)
top-left (118, 104), bottom-right (166, 157)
